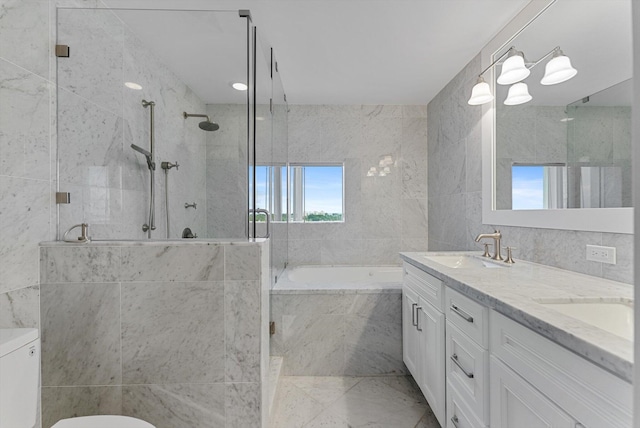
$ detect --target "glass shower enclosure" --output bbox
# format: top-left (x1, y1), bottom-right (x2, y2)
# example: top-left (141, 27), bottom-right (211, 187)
top-left (55, 7), bottom-right (288, 275)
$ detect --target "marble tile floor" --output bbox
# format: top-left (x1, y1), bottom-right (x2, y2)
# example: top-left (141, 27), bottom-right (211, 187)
top-left (270, 375), bottom-right (439, 428)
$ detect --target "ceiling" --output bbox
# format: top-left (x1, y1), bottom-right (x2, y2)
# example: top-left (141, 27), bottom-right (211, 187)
top-left (102, 0), bottom-right (531, 105)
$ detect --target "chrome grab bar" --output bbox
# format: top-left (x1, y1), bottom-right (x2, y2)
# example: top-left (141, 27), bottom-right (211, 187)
top-left (250, 208), bottom-right (270, 238)
top-left (411, 303), bottom-right (418, 326)
top-left (451, 304), bottom-right (474, 323)
top-left (450, 353), bottom-right (474, 378)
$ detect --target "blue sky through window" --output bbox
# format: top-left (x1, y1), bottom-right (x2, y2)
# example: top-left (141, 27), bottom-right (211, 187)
top-left (512, 166), bottom-right (544, 210)
top-left (303, 166), bottom-right (343, 214)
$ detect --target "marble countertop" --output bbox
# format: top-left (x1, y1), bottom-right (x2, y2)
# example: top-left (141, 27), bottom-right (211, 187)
top-left (400, 251), bottom-right (633, 382)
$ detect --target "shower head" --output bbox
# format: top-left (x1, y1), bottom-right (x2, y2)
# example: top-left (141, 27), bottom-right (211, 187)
top-left (183, 112), bottom-right (219, 132)
top-left (131, 144), bottom-right (155, 170)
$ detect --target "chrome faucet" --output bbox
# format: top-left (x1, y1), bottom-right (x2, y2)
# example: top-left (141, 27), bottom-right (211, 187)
top-left (475, 229), bottom-right (503, 260)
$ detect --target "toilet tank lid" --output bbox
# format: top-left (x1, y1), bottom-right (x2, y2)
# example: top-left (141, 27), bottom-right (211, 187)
top-left (0, 328), bottom-right (38, 357)
top-left (52, 416), bottom-right (155, 428)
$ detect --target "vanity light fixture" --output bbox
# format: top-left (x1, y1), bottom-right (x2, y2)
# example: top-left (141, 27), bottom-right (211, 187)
top-left (504, 82), bottom-right (532, 105)
top-left (467, 45), bottom-right (577, 106)
top-left (540, 48), bottom-right (578, 85)
top-left (497, 48), bottom-right (530, 85)
top-left (468, 76), bottom-right (494, 105)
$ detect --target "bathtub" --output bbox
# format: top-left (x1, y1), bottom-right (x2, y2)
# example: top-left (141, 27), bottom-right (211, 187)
top-left (273, 265), bottom-right (403, 293)
top-left (270, 265), bottom-right (405, 376)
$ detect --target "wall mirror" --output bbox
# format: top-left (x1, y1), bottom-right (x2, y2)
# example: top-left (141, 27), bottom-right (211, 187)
top-left (481, 0), bottom-right (633, 233)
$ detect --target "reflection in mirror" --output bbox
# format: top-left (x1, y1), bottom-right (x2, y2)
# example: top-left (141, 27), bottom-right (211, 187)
top-left (501, 79), bottom-right (632, 210)
top-left (493, 0), bottom-right (632, 211)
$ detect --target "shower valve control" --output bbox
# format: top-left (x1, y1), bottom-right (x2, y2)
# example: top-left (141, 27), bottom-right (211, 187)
top-left (161, 161), bottom-right (179, 171)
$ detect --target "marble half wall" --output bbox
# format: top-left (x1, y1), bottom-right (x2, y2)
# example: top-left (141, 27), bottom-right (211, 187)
top-left (40, 240), bottom-right (270, 428)
top-left (427, 54), bottom-right (633, 285)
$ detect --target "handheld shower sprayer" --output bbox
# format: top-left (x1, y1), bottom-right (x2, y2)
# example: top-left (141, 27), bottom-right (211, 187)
top-left (131, 144), bottom-right (155, 170)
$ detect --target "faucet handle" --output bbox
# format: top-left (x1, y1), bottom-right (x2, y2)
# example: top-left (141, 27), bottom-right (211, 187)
top-left (481, 243), bottom-right (491, 258)
top-left (503, 246), bottom-right (516, 264)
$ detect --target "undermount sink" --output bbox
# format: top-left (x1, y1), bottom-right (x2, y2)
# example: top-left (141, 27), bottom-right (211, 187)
top-left (423, 255), bottom-right (507, 269)
top-left (536, 299), bottom-right (633, 341)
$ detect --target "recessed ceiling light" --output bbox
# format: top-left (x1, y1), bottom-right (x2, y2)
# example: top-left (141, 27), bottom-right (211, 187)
top-left (232, 82), bottom-right (248, 91)
top-left (124, 82), bottom-right (143, 90)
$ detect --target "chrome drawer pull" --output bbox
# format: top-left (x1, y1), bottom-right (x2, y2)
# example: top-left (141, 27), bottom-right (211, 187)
top-left (450, 353), bottom-right (474, 378)
top-left (451, 415), bottom-right (460, 428)
top-left (416, 307), bottom-right (423, 331)
top-left (411, 303), bottom-right (418, 326)
top-left (451, 304), bottom-right (474, 323)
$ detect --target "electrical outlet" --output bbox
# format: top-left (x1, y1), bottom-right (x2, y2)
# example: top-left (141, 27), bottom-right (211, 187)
top-left (586, 245), bottom-right (616, 264)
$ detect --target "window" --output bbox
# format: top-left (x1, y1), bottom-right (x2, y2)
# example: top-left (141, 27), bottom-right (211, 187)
top-left (254, 165), bottom-right (287, 222)
top-left (253, 163), bottom-right (344, 223)
top-left (290, 164), bottom-right (344, 222)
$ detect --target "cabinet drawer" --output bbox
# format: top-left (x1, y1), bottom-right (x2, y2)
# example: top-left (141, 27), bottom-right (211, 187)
top-left (446, 382), bottom-right (486, 428)
top-left (446, 322), bottom-right (488, 425)
top-left (490, 310), bottom-right (632, 428)
top-left (403, 262), bottom-right (443, 311)
top-left (445, 288), bottom-right (488, 347)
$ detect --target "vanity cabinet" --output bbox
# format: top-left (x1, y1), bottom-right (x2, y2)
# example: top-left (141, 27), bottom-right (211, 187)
top-left (490, 311), bottom-right (632, 428)
top-left (445, 288), bottom-right (488, 428)
top-left (402, 263), bottom-right (446, 426)
top-left (403, 259), bottom-right (632, 428)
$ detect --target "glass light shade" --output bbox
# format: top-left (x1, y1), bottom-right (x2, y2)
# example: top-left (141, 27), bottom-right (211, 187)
top-left (541, 54), bottom-right (577, 85)
top-left (497, 54), bottom-right (530, 85)
top-left (468, 77), bottom-right (494, 105)
top-left (504, 82), bottom-right (532, 105)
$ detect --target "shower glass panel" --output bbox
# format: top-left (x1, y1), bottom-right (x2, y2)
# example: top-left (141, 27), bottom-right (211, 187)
top-left (249, 30), bottom-right (273, 239)
top-left (270, 52), bottom-right (289, 285)
top-left (55, 8), bottom-right (253, 240)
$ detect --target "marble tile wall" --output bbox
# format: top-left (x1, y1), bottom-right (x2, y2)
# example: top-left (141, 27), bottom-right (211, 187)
top-left (0, 0), bottom-right (211, 329)
top-left (271, 291), bottom-right (405, 376)
top-left (427, 54), bottom-right (633, 284)
top-left (286, 105), bottom-right (428, 266)
top-left (40, 241), bottom-right (268, 428)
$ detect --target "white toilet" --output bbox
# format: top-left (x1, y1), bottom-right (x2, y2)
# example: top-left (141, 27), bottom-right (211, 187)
top-left (0, 329), bottom-right (154, 428)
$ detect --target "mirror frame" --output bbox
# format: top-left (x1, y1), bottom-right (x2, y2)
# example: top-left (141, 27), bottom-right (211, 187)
top-left (481, 0), bottom-right (633, 234)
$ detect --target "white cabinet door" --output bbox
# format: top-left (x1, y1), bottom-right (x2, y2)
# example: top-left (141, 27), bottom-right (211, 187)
top-left (402, 286), bottom-right (420, 378)
top-left (490, 356), bottom-right (576, 428)
top-left (417, 298), bottom-right (446, 427)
